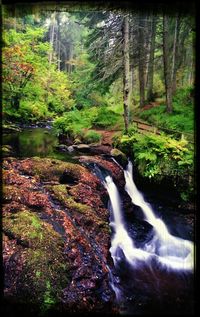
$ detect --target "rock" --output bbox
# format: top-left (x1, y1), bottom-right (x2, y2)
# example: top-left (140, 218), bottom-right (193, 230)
top-left (110, 148), bottom-right (128, 168)
top-left (3, 210), bottom-right (68, 307)
top-left (2, 157), bottom-right (114, 314)
top-left (55, 144), bottom-right (68, 151)
top-left (67, 145), bottom-right (74, 152)
top-left (89, 145), bottom-right (111, 155)
top-left (73, 144), bottom-right (91, 153)
top-left (78, 155), bottom-right (125, 188)
top-left (59, 170), bottom-right (79, 185)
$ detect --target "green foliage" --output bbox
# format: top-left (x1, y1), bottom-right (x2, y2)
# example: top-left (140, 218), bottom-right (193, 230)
top-left (126, 123), bottom-right (138, 136)
top-left (3, 25), bottom-right (74, 122)
top-left (19, 100), bottom-right (50, 122)
top-left (83, 130), bottom-right (102, 143)
top-left (116, 131), bottom-right (194, 200)
top-left (53, 105), bottom-right (121, 140)
top-left (152, 73), bottom-right (165, 97)
top-left (53, 108), bottom-right (96, 138)
top-left (93, 107), bottom-right (121, 128)
top-left (139, 87), bottom-right (194, 133)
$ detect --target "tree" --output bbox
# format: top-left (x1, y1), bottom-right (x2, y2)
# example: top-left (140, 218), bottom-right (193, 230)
top-left (171, 13), bottom-right (180, 94)
top-left (138, 13), bottom-right (146, 107)
top-left (163, 14), bottom-right (173, 113)
top-left (2, 23), bottom-right (74, 121)
top-left (122, 15), bottom-right (130, 132)
top-left (2, 43), bottom-right (34, 110)
top-left (146, 15), bottom-right (157, 102)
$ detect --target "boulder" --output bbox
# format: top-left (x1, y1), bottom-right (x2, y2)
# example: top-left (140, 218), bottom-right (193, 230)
top-left (73, 144), bottom-right (91, 153)
top-left (110, 148), bottom-right (128, 168)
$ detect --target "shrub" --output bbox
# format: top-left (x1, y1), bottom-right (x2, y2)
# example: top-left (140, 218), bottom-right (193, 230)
top-left (93, 107), bottom-right (121, 128)
top-left (83, 130), bottom-right (102, 144)
top-left (19, 100), bottom-right (50, 122)
top-left (117, 131), bottom-right (194, 201)
top-left (53, 107), bottom-right (99, 139)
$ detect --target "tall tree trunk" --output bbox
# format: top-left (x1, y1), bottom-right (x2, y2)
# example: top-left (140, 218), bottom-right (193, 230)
top-left (130, 64), bottom-right (134, 93)
top-left (146, 16), bottom-right (157, 102)
top-left (56, 13), bottom-right (61, 71)
top-left (58, 40), bottom-right (61, 71)
top-left (138, 14), bottom-right (145, 108)
top-left (122, 15), bottom-right (130, 132)
top-left (144, 13), bottom-right (151, 87)
top-left (163, 14), bottom-right (173, 113)
top-left (188, 58), bottom-right (194, 85)
top-left (171, 14), bottom-right (180, 95)
top-left (49, 12), bottom-right (56, 65)
top-left (129, 28), bottom-right (134, 95)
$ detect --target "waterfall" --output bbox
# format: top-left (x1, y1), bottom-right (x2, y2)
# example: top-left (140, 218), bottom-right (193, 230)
top-left (104, 176), bottom-right (152, 268)
top-left (103, 161), bottom-right (194, 274)
top-left (98, 159), bottom-right (194, 310)
top-left (124, 160), bottom-right (194, 271)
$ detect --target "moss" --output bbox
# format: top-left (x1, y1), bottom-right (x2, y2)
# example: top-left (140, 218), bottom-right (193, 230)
top-left (30, 157), bottom-right (84, 183)
top-left (3, 210), bottom-right (69, 310)
top-left (110, 148), bottom-right (128, 167)
top-left (46, 184), bottom-right (108, 230)
top-left (48, 184), bottom-right (89, 213)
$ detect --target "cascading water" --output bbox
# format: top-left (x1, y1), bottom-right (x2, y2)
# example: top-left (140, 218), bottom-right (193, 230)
top-left (124, 160), bottom-right (194, 271)
top-left (102, 159), bottom-right (194, 311)
top-left (103, 176), bottom-right (151, 268)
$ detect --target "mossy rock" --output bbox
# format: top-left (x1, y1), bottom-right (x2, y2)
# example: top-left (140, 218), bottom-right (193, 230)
top-left (46, 184), bottom-right (109, 231)
top-left (29, 157), bottom-right (85, 183)
top-left (3, 210), bottom-right (69, 311)
top-left (110, 148), bottom-right (128, 168)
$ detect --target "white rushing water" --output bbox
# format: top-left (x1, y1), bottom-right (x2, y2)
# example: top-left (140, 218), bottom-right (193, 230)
top-left (103, 161), bottom-right (194, 273)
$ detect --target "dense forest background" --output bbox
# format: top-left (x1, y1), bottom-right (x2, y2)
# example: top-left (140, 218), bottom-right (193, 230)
top-left (2, 3), bottom-right (195, 202)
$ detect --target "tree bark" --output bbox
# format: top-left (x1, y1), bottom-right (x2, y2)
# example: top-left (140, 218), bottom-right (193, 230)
top-left (49, 12), bottom-right (56, 65)
top-left (122, 15), bottom-right (130, 132)
top-left (146, 16), bottom-right (157, 102)
top-left (163, 14), bottom-right (173, 113)
top-left (171, 14), bottom-right (180, 95)
top-left (138, 14), bottom-right (145, 108)
top-left (55, 13), bottom-right (61, 71)
top-left (129, 28), bottom-right (134, 95)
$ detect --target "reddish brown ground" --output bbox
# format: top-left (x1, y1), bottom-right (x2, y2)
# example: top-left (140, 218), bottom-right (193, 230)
top-left (2, 157), bottom-right (119, 315)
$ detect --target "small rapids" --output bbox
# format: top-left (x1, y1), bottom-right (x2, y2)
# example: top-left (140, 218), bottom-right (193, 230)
top-left (102, 160), bottom-right (194, 312)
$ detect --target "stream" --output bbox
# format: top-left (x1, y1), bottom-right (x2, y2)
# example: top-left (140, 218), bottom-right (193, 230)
top-left (3, 126), bottom-right (77, 163)
top-left (3, 126), bottom-right (195, 315)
